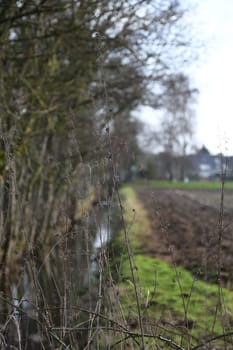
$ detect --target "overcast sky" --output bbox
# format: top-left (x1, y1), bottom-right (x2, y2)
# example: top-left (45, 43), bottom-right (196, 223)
top-left (139, 0), bottom-right (233, 155)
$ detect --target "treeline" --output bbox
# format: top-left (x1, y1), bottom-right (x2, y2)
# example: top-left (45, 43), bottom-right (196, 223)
top-left (0, 0), bottom-right (196, 348)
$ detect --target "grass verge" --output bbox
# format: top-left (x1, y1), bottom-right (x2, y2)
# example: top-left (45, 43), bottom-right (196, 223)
top-left (110, 186), bottom-right (233, 349)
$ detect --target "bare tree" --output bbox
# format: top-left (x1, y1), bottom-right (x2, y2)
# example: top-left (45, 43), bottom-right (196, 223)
top-left (154, 73), bottom-right (198, 180)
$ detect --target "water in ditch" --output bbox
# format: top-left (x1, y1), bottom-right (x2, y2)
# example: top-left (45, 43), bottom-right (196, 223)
top-left (3, 202), bottom-right (114, 349)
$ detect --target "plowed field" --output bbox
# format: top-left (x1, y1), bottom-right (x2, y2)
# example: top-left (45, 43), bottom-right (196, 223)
top-left (135, 188), bottom-right (233, 285)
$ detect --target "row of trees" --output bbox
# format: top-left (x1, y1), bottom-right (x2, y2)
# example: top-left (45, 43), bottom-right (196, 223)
top-left (0, 0), bottom-right (197, 347)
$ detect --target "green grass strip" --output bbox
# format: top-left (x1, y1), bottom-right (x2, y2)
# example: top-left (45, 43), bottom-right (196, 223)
top-left (111, 186), bottom-right (233, 348)
top-left (134, 180), bottom-right (233, 190)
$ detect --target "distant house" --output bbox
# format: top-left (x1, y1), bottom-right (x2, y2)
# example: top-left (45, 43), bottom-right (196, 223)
top-left (154, 146), bottom-right (233, 180)
top-left (223, 155), bottom-right (233, 179)
top-left (187, 146), bottom-right (221, 179)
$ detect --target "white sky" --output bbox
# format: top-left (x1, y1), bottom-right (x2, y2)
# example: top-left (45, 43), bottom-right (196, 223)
top-left (138, 0), bottom-right (233, 155)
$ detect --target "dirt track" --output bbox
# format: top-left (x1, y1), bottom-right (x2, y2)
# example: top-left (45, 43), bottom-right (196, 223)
top-left (135, 188), bottom-right (233, 284)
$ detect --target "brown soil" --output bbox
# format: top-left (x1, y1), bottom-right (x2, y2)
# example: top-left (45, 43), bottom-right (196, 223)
top-left (135, 188), bottom-right (233, 285)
